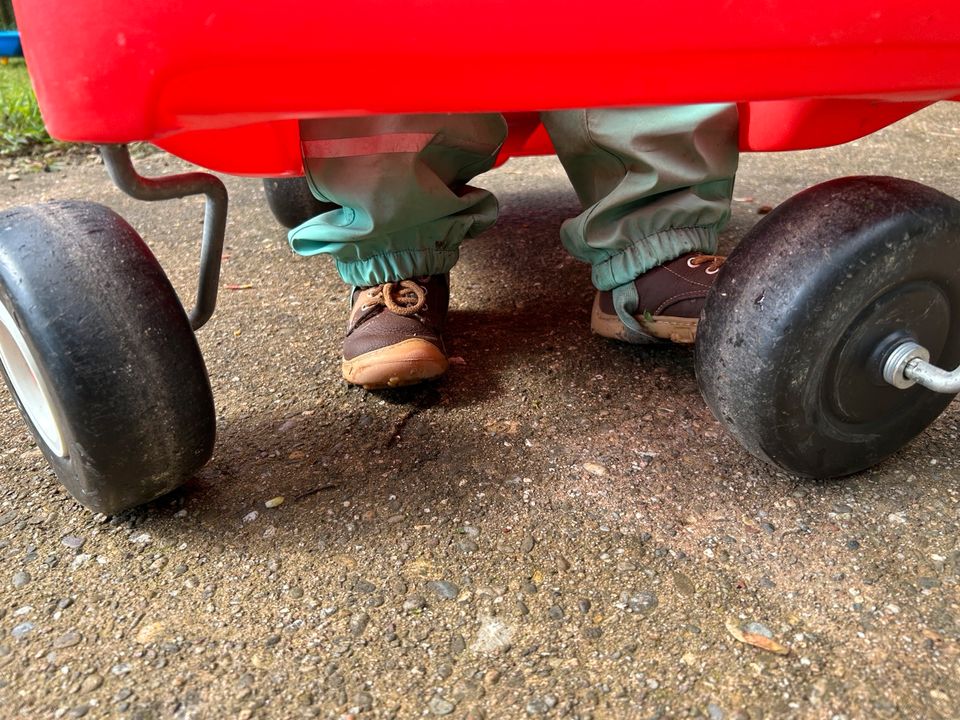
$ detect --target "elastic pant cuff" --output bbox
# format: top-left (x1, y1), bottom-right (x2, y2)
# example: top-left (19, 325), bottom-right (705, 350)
top-left (335, 249), bottom-right (459, 287)
top-left (591, 225), bottom-right (719, 291)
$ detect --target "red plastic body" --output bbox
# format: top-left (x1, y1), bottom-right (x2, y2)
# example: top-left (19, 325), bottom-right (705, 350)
top-left (13, 1), bottom-right (960, 177)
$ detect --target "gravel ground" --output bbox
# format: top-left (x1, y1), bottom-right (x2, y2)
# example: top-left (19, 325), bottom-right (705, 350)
top-left (0, 105), bottom-right (958, 720)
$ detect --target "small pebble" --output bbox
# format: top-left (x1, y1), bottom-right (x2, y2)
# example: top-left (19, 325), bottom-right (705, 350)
top-left (11, 622), bottom-right (33, 639)
top-left (11, 571), bottom-right (30, 589)
top-left (350, 613), bottom-right (370, 637)
top-left (427, 580), bottom-right (459, 600)
top-left (526, 696), bottom-right (557, 715)
top-left (457, 539), bottom-right (479, 554)
top-left (520, 533), bottom-right (535, 554)
top-left (265, 496), bottom-right (285, 509)
top-left (61, 536), bottom-right (86, 550)
top-left (80, 675), bottom-right (103, 693)
top-left (354, 691), bottom-right (373, 710)
top-left (629, 592), bottom-right (658, 613)
top-left (846, 539), bottom-right (861, 550)
top-left (403, 594), bottom-right (426, 611)
top-left (52, 630), bottom-right (82, 649)
top-left (548, 605), bottom-right (564, 621)
top-left (355, 579), bottom-right (377, 594)
top-left (578, 599), bottom-right (592, 614)
top-left (428, 696), bottom-right (455, 716)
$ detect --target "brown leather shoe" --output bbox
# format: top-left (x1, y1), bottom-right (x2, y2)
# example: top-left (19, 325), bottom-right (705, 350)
top-left (591, 252), bottom-right (725, 344)
top-left (342, 275), bottom-right (449, 389)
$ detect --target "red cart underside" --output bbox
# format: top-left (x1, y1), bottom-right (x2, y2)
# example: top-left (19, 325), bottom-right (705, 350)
top-left (14, 1), bottom-right (960, 176)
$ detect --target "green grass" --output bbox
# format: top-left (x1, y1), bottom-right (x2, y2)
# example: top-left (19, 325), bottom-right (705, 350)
top-left (0, 58), bottom-right (51, 156)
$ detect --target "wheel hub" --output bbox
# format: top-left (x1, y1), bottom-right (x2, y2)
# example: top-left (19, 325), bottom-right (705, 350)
top-left (0, 302), bottom-right (66, 457)
top-left (826, 280), bottom-right (951, 425)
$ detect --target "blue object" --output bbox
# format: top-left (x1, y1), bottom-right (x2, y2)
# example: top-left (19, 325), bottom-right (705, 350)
top-left (0, 31), bottom-right (22, 58)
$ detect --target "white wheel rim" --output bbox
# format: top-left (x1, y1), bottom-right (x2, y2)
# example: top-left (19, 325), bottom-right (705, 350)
top-left (0, 302), bottom-right (66, 457)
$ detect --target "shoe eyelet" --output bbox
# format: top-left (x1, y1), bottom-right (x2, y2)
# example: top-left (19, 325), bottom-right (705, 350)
top-left (359, 304), bottom-right (371, 311)
top-left (686, 257), bottom-right (698, 269)
top-left (705, 266), bottom-right (720, 275)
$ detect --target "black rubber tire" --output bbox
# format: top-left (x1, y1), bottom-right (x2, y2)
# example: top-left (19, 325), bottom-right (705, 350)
top-left (0, 201), bottom-right (216, 513)
top-left (262, 176), bottom-right (337, 229)
top-left (696, 176), bottom-right (960, 478)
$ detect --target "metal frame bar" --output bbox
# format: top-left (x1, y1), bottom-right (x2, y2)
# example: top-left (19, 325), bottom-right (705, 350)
top-left (904, 356), bottom-right (960, 393)
top-left (99, 144), bottom-right (227, 331)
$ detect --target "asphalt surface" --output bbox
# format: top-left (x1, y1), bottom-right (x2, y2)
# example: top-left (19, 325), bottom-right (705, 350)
top-left (0, 104), bottom-right (958, 720)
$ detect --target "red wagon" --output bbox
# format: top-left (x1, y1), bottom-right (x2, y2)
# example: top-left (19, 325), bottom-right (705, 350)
top-left (5, 0), bottom-right (960, 512)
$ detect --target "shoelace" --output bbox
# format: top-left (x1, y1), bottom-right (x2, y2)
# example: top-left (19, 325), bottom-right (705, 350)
top-left (688, 254), bottom-right (726, 273)
top-left (360, 280), bottom-right (426, 316)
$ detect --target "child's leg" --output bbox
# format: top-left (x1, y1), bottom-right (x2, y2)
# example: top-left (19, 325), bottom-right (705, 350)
top-left (290, 113), bottom-right (507, 388)
top-left (542, 104), bottom-right (739, 343)
top-left (290, 113), bottom-right (507, 285)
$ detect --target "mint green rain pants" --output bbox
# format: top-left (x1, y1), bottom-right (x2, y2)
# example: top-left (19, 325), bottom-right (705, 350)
top-left (289, 106), bottom-right (739, 294)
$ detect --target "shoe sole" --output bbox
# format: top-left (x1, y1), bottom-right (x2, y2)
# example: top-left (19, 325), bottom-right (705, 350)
top-left (342, 338), bottom-right (449, 390)
top-left (590, 294), bottom-right (698, 344)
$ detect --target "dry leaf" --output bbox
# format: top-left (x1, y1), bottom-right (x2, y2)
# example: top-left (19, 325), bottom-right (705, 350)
top-left (725, 619), bottom-right (789, 655)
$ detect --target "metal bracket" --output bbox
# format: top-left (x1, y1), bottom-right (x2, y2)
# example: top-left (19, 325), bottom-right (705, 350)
top-left (99, 144), bottom-right (227, 331)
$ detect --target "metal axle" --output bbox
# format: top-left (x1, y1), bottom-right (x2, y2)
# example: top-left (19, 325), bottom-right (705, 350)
top-left (883, 339), bottom-right (960, 393)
